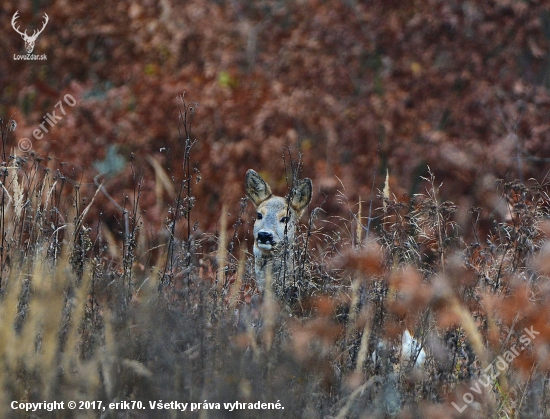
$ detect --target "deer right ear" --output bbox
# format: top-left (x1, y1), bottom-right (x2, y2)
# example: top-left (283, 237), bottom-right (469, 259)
top-left (290, 178), bottom-right (312, 216)
top-left (245, 169), bottom-right (272, 207)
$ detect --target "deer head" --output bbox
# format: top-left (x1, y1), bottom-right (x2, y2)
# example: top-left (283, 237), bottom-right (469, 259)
top-left (12, 11), bottom-right (49, 54)
top-left (245, 169), bottom-right (312, 292)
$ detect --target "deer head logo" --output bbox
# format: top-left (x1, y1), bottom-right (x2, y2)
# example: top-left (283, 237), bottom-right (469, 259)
top-left (12, 11), bottom-right (49, 54)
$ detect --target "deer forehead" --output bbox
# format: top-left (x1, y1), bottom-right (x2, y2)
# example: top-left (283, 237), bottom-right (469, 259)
top-left (257, 197), bottom-right (294, 218)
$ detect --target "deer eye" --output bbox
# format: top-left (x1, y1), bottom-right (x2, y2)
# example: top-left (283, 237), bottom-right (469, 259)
top-left (257, 213), bottom-right (263, 220)
top-left (280, 216), bottom-right (290, 223)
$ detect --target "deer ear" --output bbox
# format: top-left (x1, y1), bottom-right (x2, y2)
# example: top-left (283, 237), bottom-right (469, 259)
top-left (291, 178), bottom-right (312, 216)
top-left (246, 169), bottom-right (272, 207)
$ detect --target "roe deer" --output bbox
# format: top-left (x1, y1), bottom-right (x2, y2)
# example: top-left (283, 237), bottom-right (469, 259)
top-left (245, 169), bottom-right (312, 297)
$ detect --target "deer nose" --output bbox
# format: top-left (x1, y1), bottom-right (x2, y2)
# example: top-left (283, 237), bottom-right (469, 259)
top-left (257, 231), bottom-right (274, 245)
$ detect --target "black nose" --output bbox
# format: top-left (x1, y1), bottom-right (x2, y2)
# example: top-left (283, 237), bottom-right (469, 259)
top-left (257, 231), bottom-right (274, 245)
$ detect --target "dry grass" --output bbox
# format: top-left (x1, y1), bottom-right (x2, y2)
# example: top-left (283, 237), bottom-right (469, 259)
top-left (1, 114), bottom-right (550, 419)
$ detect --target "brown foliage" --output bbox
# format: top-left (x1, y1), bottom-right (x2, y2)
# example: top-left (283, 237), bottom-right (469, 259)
top-left (1, 1), bottom-right (550, 241)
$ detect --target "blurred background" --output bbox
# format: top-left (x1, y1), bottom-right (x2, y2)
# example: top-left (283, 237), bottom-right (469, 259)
top-left (1, 0), bottom-right (550, 241)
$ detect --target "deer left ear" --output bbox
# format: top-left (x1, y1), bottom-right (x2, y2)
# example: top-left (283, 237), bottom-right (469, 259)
top-left (291, 178), bottom-right (312, 216)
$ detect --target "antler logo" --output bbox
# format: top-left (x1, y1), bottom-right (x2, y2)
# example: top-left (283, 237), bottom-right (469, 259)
top-left (12, 11), bottom-right (49, 54)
